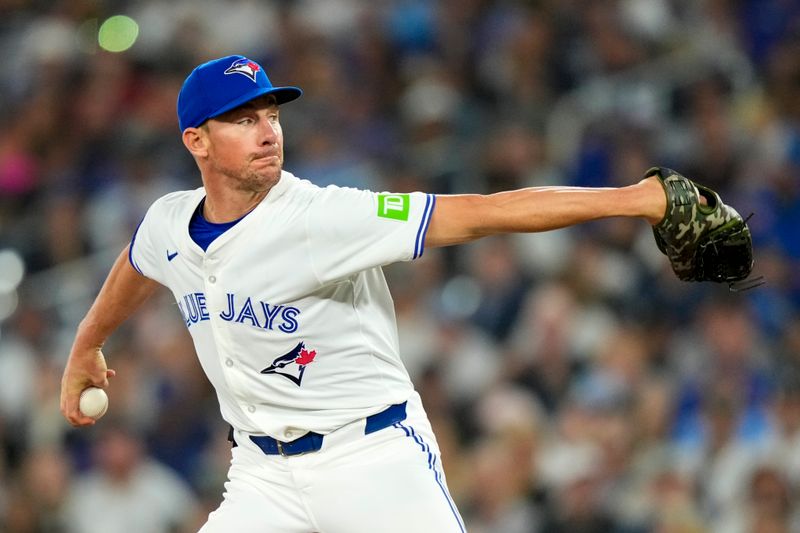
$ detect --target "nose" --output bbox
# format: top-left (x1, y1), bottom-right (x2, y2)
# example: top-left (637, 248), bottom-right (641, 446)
top-left (258, 117), bottom-right (279, 146)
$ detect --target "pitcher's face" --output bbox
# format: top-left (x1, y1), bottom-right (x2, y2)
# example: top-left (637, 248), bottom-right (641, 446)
top-left (203, 95), bottom-right (284, 193)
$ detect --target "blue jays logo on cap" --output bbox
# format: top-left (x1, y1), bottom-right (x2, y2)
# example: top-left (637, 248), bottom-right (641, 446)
top-left (224, 58), bottom-right (261, 82)
top-left (177, 54), bottom-right (303, 131)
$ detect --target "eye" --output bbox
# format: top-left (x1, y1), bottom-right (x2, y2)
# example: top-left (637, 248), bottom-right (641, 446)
top-left (238, 117), bottom-right (254, 125)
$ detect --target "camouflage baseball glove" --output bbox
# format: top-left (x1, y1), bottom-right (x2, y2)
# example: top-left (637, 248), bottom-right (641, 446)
top-left (647, 167), bottom-right (760, 290)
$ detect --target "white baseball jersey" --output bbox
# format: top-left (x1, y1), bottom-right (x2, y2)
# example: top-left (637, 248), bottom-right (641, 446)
top-left (128, 170), bottom-right (436, 441)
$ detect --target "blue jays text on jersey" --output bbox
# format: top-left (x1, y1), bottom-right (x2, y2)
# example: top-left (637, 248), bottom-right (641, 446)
top-left (178, 291), bottom-right (300, 333)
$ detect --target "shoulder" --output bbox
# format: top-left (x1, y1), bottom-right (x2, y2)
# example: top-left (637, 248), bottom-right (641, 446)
top-left (151, 188), bottom-right (204, 208)
top-left (280, 170), bottom-right (321, 195)
top-left (281, 170), bottom-right (374, 196)
top-left (145, 188), bottom-right (204, 219)
top-left (280, 171), bottom-right (403, 216)
top-left (278, 171), bottom-right (364, 211)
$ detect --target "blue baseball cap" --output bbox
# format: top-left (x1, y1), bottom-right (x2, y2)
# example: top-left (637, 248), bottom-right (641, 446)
top-left (177, 55), bottom-right (302, 131)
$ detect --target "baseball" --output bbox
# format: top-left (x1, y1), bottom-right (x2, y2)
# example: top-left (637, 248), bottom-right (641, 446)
top-left (79, 387), bottom-right (108, 419)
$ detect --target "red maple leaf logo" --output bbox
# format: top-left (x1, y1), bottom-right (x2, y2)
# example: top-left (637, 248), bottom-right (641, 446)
top-left (296, 348), bottom-right (316, 365)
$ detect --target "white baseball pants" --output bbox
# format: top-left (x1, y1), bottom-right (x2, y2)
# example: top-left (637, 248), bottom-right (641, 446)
top-left (199, 392), bottom-right (466, 533)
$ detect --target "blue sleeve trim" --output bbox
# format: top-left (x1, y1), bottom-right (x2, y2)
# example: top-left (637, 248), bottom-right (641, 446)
top-left (128, 217), bottom-right (145, 275)
top-left (413, 194), bottom-right (436, 260)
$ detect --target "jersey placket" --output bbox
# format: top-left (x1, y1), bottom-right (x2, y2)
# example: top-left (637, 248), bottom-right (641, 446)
top-left (201, 252), bottom-right (259, 418)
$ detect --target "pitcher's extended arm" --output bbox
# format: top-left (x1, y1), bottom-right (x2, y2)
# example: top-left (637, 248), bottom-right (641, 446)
top-left (426, 176), bottom-right (665, 248)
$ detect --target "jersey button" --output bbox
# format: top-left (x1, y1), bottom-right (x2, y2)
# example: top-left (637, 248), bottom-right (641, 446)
top-left (208, 275), bottom-right (217, 283)
top-left (247, 405), bottom-right (256, 413)
top-left (225, 359), bottom-right (233, 367)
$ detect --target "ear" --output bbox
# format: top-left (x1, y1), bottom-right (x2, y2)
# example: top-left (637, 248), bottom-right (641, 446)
top-left (182, 127), bottom-right (208, 158)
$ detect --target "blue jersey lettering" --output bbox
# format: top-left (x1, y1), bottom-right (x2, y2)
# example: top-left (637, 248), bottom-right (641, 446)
top-left (260, 302), bottom-right (284, 330)
top-left (279, 307), bottom-right (300, 333)
top-left (179, 291), bottom-right (300, 334)
top-left (236, 297), bottom-right (261, 327)
top-left (183, 294), bottom-right (200, 324)
top-left (220, 293), bottom-right (236, 321)
top-left (196, 292), bottom-right (209, 320)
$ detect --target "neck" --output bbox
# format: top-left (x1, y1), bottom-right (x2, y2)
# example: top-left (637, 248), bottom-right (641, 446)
top-left (201, 179), bottom-right (275, 223)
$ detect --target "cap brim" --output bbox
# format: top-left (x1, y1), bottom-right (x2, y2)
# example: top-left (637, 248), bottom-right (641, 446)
top-left (205, 85), bottom-right (303, 123)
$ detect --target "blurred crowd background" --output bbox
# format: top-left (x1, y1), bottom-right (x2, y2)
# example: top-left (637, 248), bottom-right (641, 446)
top-left (1, 0), bottom-right (800, 532)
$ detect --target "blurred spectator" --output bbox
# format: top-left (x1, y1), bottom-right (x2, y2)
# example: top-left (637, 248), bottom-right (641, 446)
top-left (613, 377), bottom-right (682, 531)
top-left (764, 378), bottom-right (800, 486)
top-left (671, 296), bottom-right (774, 448)
top-left (465, 236), bottom-right (531, 342)
top-left (466, 385), bottom-right (544, 533)
top-left (2, 446), bottom-right (71, 533)
top-left (714, 463), bottom-right (800, 533)
top-left (538, 439), bottom-right (618, 533)
top-left (62, 420), bottom-right (201, 533)
top-left (676, 385), bottom-right (763, 524)
top-left (647, 468), bottom-right (707, 533)
top-left (466, 434), bottom-right (542, 533)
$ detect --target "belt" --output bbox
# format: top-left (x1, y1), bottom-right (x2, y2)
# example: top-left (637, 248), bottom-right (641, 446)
top-left (231, 401), bottom-right (407, 457)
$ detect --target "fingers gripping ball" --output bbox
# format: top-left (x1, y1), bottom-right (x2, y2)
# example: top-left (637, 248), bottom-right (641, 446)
top-left (647, 167), bottom-right (760, 290)
top-left (79, 387), bottom-right (109, 419)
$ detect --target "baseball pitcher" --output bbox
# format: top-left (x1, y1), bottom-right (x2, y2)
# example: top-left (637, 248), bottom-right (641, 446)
top-left (60, 55), bottom-right (755, 532)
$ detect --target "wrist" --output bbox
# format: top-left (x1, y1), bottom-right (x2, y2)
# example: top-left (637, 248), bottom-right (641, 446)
top-left (73, 320), bottom-right (106, 354)
top-left (634, 176), bottom-right (667, 225)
